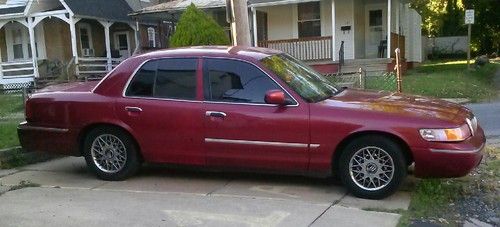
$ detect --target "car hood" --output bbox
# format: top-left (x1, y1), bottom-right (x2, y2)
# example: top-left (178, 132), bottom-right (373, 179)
top-left (321, 89), bottom-right (470, 124)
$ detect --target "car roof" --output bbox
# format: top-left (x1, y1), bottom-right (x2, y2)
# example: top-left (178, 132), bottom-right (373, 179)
top-left (136, 46), bottom-right (282, 61)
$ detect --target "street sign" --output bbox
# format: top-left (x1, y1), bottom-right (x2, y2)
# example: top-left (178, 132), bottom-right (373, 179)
top-left (465, 9), bottom-right (474, 24)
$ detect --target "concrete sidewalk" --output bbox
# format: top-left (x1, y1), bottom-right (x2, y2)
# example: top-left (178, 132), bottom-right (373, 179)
top-left (0, 157), bottom-right (412, 227)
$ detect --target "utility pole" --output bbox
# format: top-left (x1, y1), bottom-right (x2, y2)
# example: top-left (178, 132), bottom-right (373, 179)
top-left (229, 0), bottom-right (251, 46)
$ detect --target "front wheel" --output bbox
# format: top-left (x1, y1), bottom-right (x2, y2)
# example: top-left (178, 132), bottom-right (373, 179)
top-left (339, 135), bottom-right (406, 199)
top-left (83, 127), bottom-right (141, 181)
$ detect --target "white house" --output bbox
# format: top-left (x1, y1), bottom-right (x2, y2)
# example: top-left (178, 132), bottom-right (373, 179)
top-left (0, 0), bottom-right (162, 86)
top-left (248, 0), bottom-right (423, 74)
top-left (133, 0), bottom-right (423, 74)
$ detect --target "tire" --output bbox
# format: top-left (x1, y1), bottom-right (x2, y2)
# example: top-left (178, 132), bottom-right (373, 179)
top-left (338, 135), bottom-right (406, 199)
top-left (83, 126), bottom-right (141, 181)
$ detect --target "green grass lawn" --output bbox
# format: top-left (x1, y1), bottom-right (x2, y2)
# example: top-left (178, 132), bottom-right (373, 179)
top-left (0, 94), bottom-right (24, 149)
top-left (0, 94), bottom-right (24, 118)
top-left (0, 121), bottom-right (21, 149)
top-left (337, 59), bottom-right (499, 102)
top-left (401, 60), bottom-right (499, 102)
top-left (398, 147), bottom-right (500, 226)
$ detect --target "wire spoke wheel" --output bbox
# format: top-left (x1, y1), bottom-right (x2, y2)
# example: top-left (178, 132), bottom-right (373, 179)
top-left (349, 146), bottom-right (395, 191)
top-left (91, 134), bottom-right (127, 173)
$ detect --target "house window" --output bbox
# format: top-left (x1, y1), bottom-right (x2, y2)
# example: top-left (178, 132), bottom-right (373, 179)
top-left (12, 28), bottom-right (24, 59)
top-left (78, 23), bottom-right (93, 56)
top-left (147, 27), bottom-right (156, 48)
top-left (297, 2), bottom-right (321, 38)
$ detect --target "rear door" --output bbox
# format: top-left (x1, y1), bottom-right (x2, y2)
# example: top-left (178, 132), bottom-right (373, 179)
top-left (202, 58), bottom-right (310, 173)
top-left (116, 58), bottom-right (205, 165)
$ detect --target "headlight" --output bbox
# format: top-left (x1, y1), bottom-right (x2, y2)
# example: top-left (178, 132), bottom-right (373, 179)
top-left (419, 124), bottom-right (472, 142)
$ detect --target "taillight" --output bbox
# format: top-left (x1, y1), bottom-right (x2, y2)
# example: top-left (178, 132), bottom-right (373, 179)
top-left (25, 98), bottom-right (32, 121)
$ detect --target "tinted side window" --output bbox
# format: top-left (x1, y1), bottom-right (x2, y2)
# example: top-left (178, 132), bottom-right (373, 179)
top-left (125, 58), bottom-right (198, 100)
top-left (204, 59), bottom-right (281, 104)
top-left (126, 61), bottom-right (156, 97)
top-left (155, 59), bottom-right (197, 100)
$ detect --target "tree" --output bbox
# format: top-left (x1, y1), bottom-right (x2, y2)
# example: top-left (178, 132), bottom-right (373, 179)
top-left (410, 0), bottom-right (499, 54)
top-left (463, 0), bottom-right (500, 54)
top-left (170, 4), bottom-right (230, 47)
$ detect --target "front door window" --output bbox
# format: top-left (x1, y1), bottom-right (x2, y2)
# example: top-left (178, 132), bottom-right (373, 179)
top-left (204, 58), bottom-right (284, 104)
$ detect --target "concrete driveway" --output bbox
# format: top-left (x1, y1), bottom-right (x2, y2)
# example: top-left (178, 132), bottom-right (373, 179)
top-left (0, 157), bottom-right (412, 227)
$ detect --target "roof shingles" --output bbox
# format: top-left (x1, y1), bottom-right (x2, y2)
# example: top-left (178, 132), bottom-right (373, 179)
top-left (64, 0), bottom-right (133, 22)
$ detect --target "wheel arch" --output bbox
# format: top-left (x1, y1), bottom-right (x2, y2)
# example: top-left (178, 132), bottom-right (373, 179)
top-left (78, 122), bottom-right (143, 161)
top-left (331, 130), bottom-right (413, 175)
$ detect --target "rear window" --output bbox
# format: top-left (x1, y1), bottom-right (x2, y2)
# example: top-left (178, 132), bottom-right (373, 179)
top-left (125, 58), bottom-right (198, 100)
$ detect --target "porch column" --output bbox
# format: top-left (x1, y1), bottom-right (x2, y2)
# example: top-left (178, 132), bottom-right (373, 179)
top-left (387, 0), bottom-right (391, 58)
top-left (133, 20), bottom-right (140, 55)
top-left (331, 0), bottom-right (336, 61)
top-left (99, 21), bottom-right (113, 71)
top-left (28, 18), bottom-right (39, 78)
top-left (251, 7), bottom-right (258, 47)
top-left (69, 16), bottom-right (79, 68)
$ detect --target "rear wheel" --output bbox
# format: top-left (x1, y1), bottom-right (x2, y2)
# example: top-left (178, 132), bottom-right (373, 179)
top-left (83, 127), bottom-right (140, 181)
top-left (339, 135), bottom-right (406, 199)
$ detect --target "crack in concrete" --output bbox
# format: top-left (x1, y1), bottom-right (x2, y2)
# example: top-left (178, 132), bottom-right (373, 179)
top-left (307, 192), bottom-right (348, 226)
top-left (205, 179), bottom-right (232, 196)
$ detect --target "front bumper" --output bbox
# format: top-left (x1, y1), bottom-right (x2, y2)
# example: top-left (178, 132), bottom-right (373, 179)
top-left (412, 126), bottom-right (486, 178)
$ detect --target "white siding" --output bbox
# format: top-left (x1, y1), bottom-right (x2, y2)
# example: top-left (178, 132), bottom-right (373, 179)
top-left (402, 4), bottom-right (422, 62)
top-left (353, 0), bottom-right (365, 58)
top-left (320, 0), bottom-right (332, 36)
top-left (258, 4), bottom-right (296, 40)
top-left (335, 0), bottom-right (354, 59)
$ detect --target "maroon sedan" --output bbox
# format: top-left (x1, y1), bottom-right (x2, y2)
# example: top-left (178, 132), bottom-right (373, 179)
top-left (18, 46), bottom-right (485, 199)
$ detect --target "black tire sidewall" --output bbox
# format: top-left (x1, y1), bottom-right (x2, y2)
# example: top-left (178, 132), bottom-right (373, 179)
top-left (339, 135), bottom-right (407, 199)
top-left (83, 127), bottom-right (140, 181)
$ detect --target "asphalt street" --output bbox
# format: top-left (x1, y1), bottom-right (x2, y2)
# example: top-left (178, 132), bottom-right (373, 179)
top-left (467, 101), bottom-right (500, 138)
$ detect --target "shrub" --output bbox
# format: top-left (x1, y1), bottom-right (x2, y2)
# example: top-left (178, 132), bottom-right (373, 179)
top-left (170, 4), bottom-right (230, 47)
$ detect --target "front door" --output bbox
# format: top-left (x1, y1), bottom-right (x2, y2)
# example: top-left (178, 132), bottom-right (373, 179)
top-left (114, 32), bottom-right (130, 58)
top-left (365, 5), bottom-right (387, 58)
top-left (116, 58), bottom-right (205, 165)
top-left (202, 58), bottom-right (310, 172)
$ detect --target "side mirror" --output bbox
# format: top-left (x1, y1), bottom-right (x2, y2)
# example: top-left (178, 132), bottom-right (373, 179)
top-left (265, 90), bottom-right (292, 105)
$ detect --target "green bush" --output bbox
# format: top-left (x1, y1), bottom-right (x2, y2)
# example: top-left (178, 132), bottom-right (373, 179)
top-left (170, 4), bottom-right (230, 47)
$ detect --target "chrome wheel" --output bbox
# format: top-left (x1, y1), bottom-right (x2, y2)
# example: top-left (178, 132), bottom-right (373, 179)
top-left (349, 146), bottom-right (394, 191)
top-left (91, 134), bottom-right (127, 173)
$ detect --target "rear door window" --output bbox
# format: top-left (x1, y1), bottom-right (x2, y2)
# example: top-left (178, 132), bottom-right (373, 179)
top-left (125, 61), bottom-right (156, 97)
top-left (125, 58), bottom-right (198, 100)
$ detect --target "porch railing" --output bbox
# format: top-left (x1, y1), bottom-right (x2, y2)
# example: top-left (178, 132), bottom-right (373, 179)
top-left (0, 60), bottom-right (35, 79)
top-left (77, 57), bottom-right (123, 79)
top-left (258, 36), bottom-right (332, 61)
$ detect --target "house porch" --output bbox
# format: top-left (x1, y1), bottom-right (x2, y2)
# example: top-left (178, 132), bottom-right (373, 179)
top-left (0, 0), bottom-right (140, 85)
top-left (250, 0), bottom-right (419, 74)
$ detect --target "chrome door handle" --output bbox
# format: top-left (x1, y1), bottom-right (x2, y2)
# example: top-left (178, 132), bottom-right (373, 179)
top-left (205, 111), bottom-right (227, 118)
top-left (125, 106), bottom-right (143, 113)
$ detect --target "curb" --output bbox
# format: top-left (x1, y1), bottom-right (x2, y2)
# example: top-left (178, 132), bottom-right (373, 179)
top-left (0, 146), bottom-right (55, 169)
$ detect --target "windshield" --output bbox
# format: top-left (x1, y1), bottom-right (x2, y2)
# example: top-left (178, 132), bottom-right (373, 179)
top-left (260, 54), bottom-right (339, 102)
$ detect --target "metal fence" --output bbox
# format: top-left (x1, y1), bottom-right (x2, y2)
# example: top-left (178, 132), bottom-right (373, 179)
top-left (0, 92), bottom-right (27, 123)
top-left (324, 70), bottom-right (398, 92)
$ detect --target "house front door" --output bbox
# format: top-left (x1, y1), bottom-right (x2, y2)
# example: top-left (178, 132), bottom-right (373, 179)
top-left (114, 32), bottom-right (130, 58)
top-left (365, 4), bottom-right (387, 58)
